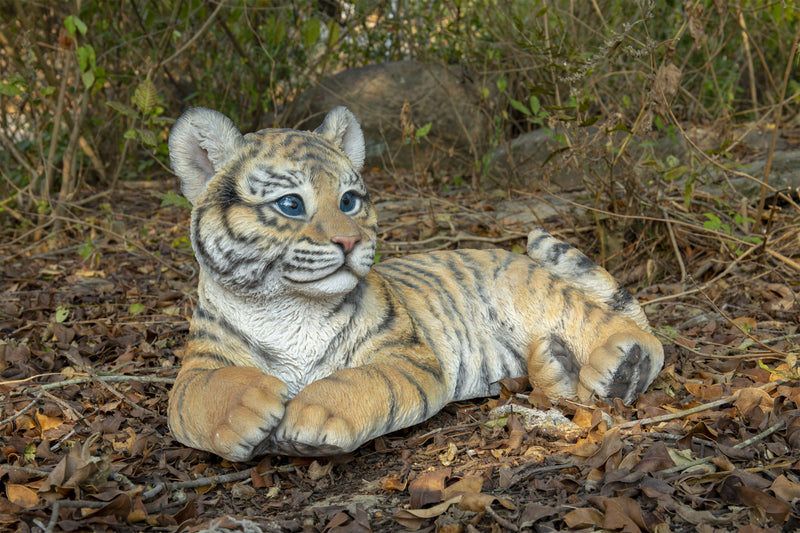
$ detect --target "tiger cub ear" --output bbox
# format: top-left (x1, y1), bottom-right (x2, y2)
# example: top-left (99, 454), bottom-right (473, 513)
top-left (169, 107), bottom-right (244, 205)
top-left (314, 106), bottom-right (366, 172)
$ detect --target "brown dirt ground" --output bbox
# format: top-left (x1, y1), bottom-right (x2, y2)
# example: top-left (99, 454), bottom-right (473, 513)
top-left (1, 171), bottom-right (799, 532)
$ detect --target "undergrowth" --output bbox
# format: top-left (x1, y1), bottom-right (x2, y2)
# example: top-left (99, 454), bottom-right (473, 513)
top-left (1, 0), bottom-right (798, 287)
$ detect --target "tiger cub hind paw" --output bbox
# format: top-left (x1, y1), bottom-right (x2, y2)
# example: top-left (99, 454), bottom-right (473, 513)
top-left (527, 335), bottom-right (582, 401)
top-left (578, 332), bottom-right (664, 405)
top-left (207, 372), bottom-right (290, 462)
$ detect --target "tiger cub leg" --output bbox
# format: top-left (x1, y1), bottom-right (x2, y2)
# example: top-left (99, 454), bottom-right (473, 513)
top-left (168, 365), bottom-right (289, 462)
top-left (267, 351), bottom-right (449, 456)
top-left (527, 328), bottom-right (663, 405)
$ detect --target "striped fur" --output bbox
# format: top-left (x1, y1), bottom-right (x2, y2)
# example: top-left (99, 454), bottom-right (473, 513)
top-left (167, 107), bottom-right (664, 461)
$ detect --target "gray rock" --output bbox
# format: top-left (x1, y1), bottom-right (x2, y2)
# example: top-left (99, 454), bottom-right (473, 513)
top-left (287, 61), bottom-right (494, 169)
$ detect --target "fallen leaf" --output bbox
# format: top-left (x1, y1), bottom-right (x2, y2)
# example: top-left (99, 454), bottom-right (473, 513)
top-left (582, 426), bottom-right (623, 470)
top-left (590, 496), bottom-right (646, 532)
top-left (572, 407), bottom-right (594, 428)
top-left (458, 492), bottom-right (515, 512)
top-left (392, 497), bottom-right (461, 530)
top-left (307, 460), bottom-right (333, 481)
top-left (6, 484), bottom-right (39, 508)
top-left (381, 477), bottom-right (406, 491)
top-left (439, 442), bottom-right (458, 466)
top-left (738, 486), bottom-right (791, 523)
top-left (734, 388), bottom-right (773, 417)
top-left (770, 475), bottom-right (800, 502)
top-left (409, 468), bottom-right (450, 509)
top-left (563, 507), bottom-right (604, 528)
top-left (441, 476), bottom-right (483, 500)
top-left (519, 503), bottom-right (557, 526)
top-left (35, 411), bottom-right (63, 432)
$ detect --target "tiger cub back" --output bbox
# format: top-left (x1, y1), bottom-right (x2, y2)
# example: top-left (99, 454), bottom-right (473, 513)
top-left (166, 106), bottom-right (663, 461)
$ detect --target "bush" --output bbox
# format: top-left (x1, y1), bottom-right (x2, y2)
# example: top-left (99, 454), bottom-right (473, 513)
top-left (1, 0), bottom-right (797, 225)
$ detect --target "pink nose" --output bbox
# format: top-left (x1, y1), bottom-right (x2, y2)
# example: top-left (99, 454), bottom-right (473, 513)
top-left (331, 235), bottom-right (360, 254)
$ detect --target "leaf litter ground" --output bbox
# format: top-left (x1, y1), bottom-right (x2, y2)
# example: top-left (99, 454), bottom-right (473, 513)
top-left (1, 173), bottom-right (799, 532)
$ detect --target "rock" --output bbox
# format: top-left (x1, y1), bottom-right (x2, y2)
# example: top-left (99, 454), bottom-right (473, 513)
top-left (486, 125), bottom-right (688, 191)
top-left (286, 60), bottom-right (494, 169)
top-left (729, 150), bottom-right (800, 198)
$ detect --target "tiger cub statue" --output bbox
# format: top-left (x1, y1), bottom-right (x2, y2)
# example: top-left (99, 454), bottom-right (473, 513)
top-left (167, 106), bottom-right (664, 462)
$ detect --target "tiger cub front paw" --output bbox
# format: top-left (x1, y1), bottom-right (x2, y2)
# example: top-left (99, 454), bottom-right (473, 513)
top-left (205, 368), bottom-right (289, 462)
top-left (270, 396), bottom-right (361, 456)
top-left (578, 331), bottom-right (664, 405)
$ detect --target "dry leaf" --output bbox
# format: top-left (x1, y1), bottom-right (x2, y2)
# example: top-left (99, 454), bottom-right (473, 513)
top-left (734, 388), bottom-right (773, 417)
top-left (572, 407), bottom-right (594, 428)
top-left (307, 460), bottom-right (333, 481)
top-left (770, 475), bottom-right (800, 502)
top-left (392, 496), bottom-right (461, 530)
top-left (6, 484), bottom-right (40, 508)
top-left (563, 507), bottom-right (604, 528)
top-left (409, 468), bottom-right (450, 509)
top-left (738, 486), bottom-right (791, 523)
top-left (441, 477), bottom-right (483, 500)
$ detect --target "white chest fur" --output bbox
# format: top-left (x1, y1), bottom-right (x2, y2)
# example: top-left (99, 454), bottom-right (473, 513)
top-left (198, 277), bottom-right (356, 397)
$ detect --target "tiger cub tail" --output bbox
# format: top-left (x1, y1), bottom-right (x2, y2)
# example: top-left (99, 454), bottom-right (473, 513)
top-left (526, 228), bottom-right (651, 331)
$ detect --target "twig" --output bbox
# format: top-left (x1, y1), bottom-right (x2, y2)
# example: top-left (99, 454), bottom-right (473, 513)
top-left (658, 418), bottom-right (786, 475)
top-left (44, 501), bottom-right (60, 533)
top-left (766, 248), bottom-right (800, 273)
top-left (661, 209), bottom-right (686, 282)
top-left (158, 1), bottom-right (224, 68)
top-left (644, 243), bottom-right (757, 305)
top-left (142, 467), bottom-right (257, 500)
top-left (7, 374), bottom-right (175, 398)
top-left (484, 503), bottom-right (519, 532)
top-left (0, 464), bottom-right (51, 477)
top-left (0, 392), bottom-right (43, 427)
top-left (616, 378), bottom-right (789, 430)
top-left (701, 292), bottom-right (795, 358)
top-left (60, 348), bottom-right (163, 419)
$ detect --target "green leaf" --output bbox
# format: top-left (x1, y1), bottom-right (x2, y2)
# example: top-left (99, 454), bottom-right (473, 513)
top-left (152, 190), bottom-right (192, 210)
top-left (415, 122), bottom-right (432, 138)
top-left (24, 442), bottom-right (36, 463)
top-left (64, 15), bottom-right (86, 37)
top-left (301, 17), bottom-right (322, 50)
top-left (55, 305), bottom-right (70, 323)
top-left (663, 165), bottom-right (689, 181)
top-left (76, 44), bottom-right (95, 73)
top-left (483, 415), bottom-right (509, 428)
top-left (81, 70), bottom-right (95, 90)
top-left (529, 95), bottom-right (541, 115)
top-left (137, 128), bottom-right (158, 147)
top-left (509, 98), bottom-right (531, 116)
top-left (80, 238), bottom-right (93, 260)
top-left (129, 302), bottom-right (146, 316)
top-left (132, 78), bottom-right (158, 115)
top-left (106, 101), bottom-right (139, 118)
top-left (702, 213), bottom-right (722, 231)
top-left (0, 83), bottom-right (22, 97)
top-left (496, 77), bottom-right (507, 92)
top-left (511, 244), bottom-right (525, 254)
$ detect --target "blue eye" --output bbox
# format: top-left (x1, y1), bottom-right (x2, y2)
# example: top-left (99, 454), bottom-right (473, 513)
top-left (274, 195), bottom-right (305, 217)
top-left (340, 191), bottom-right (362, 215)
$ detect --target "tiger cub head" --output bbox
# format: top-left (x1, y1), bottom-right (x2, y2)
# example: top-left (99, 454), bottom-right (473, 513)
top-left (168, 107), bottom-right (378, 300)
